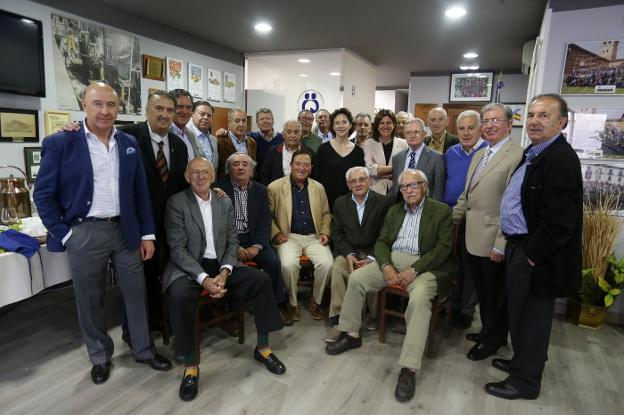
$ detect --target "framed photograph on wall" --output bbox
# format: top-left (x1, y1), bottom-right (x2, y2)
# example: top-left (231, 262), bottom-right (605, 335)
top-left (450, 72), bottom-right (493, 102)
top-left (564, 107), bottom-right (624, 159)
top-left (560, 39), bottom-right (624, 95)
top-left (188, 63), bottom-right (204, 98)
top-left (142, 54), bottom-right (166, 81)
top-left (207, 68), bottom-right (222, 101)
top-left (0, 108), bottom-right (39, 143)
top-left (44, 110), bottom-right (70, 136)
top-left (166, 57), bottom-right (184, 90)
top-left (507, 103), bottom-right (526, 128)
top-left (23, 146), bottom-right (42, 182)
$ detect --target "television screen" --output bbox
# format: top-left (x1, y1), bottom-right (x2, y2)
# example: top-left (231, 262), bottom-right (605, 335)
top-left (0, 10), bottom-right (46, 97)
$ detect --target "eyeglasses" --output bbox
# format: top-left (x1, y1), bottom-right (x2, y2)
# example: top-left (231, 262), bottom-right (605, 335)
top-left (404, 130), bottom-right (424, 135)
top-left (481, 118), bottom-right (507, 125)
top-left (348, 177), bottom-right (368, 184)
top-left (399, 181), bottom-right (425, 191)
top-left (189, 169), bottom-right (212, 177)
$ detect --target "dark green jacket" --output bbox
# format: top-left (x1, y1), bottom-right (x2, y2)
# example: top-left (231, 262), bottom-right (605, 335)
top-left (374, 197), bottom-right (456, 296)
top-left (302, 132), bottom-right (322, 153)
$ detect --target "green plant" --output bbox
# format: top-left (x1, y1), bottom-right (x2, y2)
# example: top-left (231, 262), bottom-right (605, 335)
top-left (580, 256), bottom-right (624, 307)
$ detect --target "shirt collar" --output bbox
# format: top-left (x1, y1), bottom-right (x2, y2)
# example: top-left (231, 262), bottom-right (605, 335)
top-left (488, 136), bottom-right (511, 154)
top-left (148, 122), bottom-right (168, 143)
top-left (170, 123), bottom-right (185, 137)
top-left (404, 196), bottom-right (425, 214)
top-left (187, 120), bottom-right (208, 138)
top-left (83, 118), bottom-right (117, 144)
top-left (526, 133), bottom-right (560, 161)
top-left (194, 191), bottom-right (211, 205)
top-left (409, 143), bottom-right (425, 156)
top-left (351, 191), bottom-right (369, 206)
top-left (462, 138), bottom-right (484, 155)
top-left (231, 179), bottom-right (252, 191)
top-left (229, 130), bottom-right (246, 144)
top-left (290, 176), bottom-right (308, 188)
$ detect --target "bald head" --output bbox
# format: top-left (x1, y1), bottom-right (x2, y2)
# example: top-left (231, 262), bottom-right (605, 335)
top-left (82, 82), bottom-right (119, 137)
top-left (427, 107), bottom-right (449, 137)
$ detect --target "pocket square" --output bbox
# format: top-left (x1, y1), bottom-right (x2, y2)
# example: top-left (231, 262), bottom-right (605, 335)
top-left (126, 147), bottom-right (136, 155)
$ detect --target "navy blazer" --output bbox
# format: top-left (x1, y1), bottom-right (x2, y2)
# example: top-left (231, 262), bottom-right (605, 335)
top-left (216, 179), bottom-right (272, 249)
top-left (34, 123), bottom-right (155, 252)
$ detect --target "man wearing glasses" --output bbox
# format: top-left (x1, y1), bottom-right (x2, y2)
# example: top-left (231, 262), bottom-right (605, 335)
top-left (453, 103), bottom-right (523, 363)
top-left (298, 110), bottom-right (323, 153)
top-left (325, 169), bottom-right (455, 403)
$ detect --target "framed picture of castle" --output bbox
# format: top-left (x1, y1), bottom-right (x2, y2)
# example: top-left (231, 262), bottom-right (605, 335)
top-left (561, 39), bottom-right (624, 95)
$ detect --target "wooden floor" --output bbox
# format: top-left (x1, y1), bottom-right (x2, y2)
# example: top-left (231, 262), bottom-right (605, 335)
top-left (1, 285), bottom-right (623, 415)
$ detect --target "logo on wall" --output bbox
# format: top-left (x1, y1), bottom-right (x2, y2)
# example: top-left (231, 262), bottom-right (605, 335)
top-left (297, 89), bottom-right (325, 113)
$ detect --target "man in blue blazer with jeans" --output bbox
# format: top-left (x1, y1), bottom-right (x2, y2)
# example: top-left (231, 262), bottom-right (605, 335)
top-left (34, 82), bottom-right (172, 385)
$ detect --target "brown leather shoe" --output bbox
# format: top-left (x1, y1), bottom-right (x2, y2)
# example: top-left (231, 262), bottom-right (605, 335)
top-left (279, 308), bottom-right (294, 326)
top-left (308, 298), bottom-right (326, 320)
top-left (286, 304), bottom-right (301, 321)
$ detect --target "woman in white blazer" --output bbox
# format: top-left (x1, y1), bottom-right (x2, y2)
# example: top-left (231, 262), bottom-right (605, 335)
top-left (363, 109), bottom-right (408, 195)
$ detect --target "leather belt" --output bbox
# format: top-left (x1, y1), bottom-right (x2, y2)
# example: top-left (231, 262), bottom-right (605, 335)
top-left (73, 216), bottom-right (120, 225)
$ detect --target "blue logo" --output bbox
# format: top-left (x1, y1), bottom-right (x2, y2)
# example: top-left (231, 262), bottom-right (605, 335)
top-left (297, 89), bottom-right (325, 114)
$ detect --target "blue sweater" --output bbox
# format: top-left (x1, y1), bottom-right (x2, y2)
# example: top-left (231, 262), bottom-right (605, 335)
top-left (443, 141), bottom-right (487, 207)
top-left (250, 131), bottom-right (284, 169)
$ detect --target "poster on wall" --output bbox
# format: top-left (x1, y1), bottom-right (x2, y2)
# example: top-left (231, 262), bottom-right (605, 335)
top-left (449, 72), bottom-right (493, 102)
top-left (51, 14), bottom-right (141, 115)
top-left (560, 40), bottom-right (624, 95)
top-left (166, 57), bottom-right (184, 90)
top-left (564, 107), bottom-right (624, 159)
top-left (188, 63), bottom-right (204, 99)
top-left (207, 69), bottom-right (222, 101)
top-left (581, 159), bottom-right (624, 212)
top-left (223, 72), bottom-right (236, 103)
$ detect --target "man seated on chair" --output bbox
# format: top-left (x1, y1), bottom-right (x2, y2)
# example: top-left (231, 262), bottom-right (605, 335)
top-left (164, 157), bottom-right (285, 402)
top-left (325, 169), bottom-right (455, 403)
top-left (216, 152), bottom-right (292, 326)
top-left (325, 166), bottom-right (387, 341)
top-left (267, 148), bottom-right (333, 322)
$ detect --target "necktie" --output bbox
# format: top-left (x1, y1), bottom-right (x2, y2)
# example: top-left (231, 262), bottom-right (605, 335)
top-left (155, 141), bottom-right (169, 184)
top-left (470, 148), bottom-right (492, 188)
top-left (408, 151), bottom-right (416, 169)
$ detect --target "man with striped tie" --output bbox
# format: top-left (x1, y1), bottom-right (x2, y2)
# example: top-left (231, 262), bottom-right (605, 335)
top-left (453, 103), bottom-right (523, 362)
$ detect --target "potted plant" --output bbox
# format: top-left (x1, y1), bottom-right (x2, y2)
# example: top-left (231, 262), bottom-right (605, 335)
top-left (577, 257), bottom-right (624, 327)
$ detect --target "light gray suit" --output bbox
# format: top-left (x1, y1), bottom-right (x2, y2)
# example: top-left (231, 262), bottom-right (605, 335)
top-left (390, 145), bottom-right (446, 202)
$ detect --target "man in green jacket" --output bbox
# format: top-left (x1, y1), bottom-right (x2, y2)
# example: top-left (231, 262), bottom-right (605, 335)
top-left (325, 169), bottom-right (455, 403)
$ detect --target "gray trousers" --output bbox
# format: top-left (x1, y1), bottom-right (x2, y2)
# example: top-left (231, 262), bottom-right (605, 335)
top-left (66, 221), bottom-right (153, 365)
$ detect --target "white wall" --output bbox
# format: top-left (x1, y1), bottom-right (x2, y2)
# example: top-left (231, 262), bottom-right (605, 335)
top-left (0, 0), bottom-right (243, 172)
top-left (341, 51), bottom-right (377, 116)
top-left (375, 90), bottom-right (396, 112)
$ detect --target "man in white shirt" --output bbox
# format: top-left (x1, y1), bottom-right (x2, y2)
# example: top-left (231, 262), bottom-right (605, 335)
top-left (314, 109), bottom-right (334, 142)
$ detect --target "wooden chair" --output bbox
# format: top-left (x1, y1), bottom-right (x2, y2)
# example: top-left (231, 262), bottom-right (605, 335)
top-left (377, 224), bottom-right (460, 358)
top-left (297, 255), bottom-right (314, 288)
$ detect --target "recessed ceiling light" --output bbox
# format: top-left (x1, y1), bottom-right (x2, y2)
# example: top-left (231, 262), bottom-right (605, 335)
top-left (330, 72), bottom-right (341, 76)
top-left (459, 65), bottom-right (479, 70)
top-left (445, 6), bottom-right (466, 19)
top-left (463, 52), bottom-right (478, 59)
top-left (299, 73), bottom-right (308, 77)
top-left (298, 58), bottom-right (310, 63)
top-left (254, 22), bottom-right (272, 33)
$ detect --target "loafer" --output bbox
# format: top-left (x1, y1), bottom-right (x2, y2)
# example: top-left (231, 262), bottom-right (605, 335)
top-left (179, 368), bottom-right (199, 401)
top-left (325, 332), bottom-right (362, 355)
top-left (395, 368), bottom-right (416, 402)
top-left (279, 308), bottom-right (294, 326)
top-left (254, 348), bottom-right (286, 375)
top-left (135, 353), bottom-right (172, 371)
top-left (467, 343), bottom-right (498, 361)
top-left (485, 380), bottom-right (538, 400)
top-left (308, 299), bottom-right (326, 320)
top-left (287, 304), bottom-right (301, 321)
top-left (492, 358), bottom-right (512, 373)
top-left (465, 332), bottom-right (480, 343)
top-left (91, 362), bottom-right (111, 385)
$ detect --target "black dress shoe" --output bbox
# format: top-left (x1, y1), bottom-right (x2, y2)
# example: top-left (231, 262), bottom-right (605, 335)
top-left (395, 368), bottom-right (416, 402)
top-left (91, 362), bottom-right (111, 385)
top-left (325, 332), bottom-right (362, 355)
top-left (465, 332), bottom-right (480, 342)
top-left (254, 349), bottom-right (286, 375)
top-left (179, 368), bottom-right (199, 401)
top-left (467, 342), bottom-right (498, 361)
top-left (135, 353), bottom-right (172, 371)
top-left (492, 358), bottom-right (512, 373)
top-left (485, 380), bottom-right (538, 400)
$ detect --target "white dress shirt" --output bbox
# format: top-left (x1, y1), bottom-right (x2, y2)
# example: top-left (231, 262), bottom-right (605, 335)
top-left (194, 193), bottom-right (233, 284)
top-left (282, 146), bottom-right (295, 176)
top-left (84, 121), bottom-right (120, 218)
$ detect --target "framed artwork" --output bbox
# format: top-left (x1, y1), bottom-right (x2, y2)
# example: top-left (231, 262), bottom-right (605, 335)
top-left (188, 63), bottom-right (204, 98)
top-left (560, 39), bottom-right (624, 95)
top-left (23, 147), bottom-right (42, 182)
top-left (142, 54), bottom-right (166, 81)
top-left (44, 110), bottom-right (70, 136)
top-left (450, 72), bottom-right (493, 102)
top-left (564, 107), bottom-right (624, 159)
top-left (0, 108), bottom-right (39, 143)
top-left (166, 57), bottom-right (184, 90)
top-left (507, 103), bottom-right (526, 128)
top-left (581, 158), bottom-right (624, 213)
top-left (207, 68), bottom-right (222, 101)
top-left (223, 72), bottom-right (237, 103)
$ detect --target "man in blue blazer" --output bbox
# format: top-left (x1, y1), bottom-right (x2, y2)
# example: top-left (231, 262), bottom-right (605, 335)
top-left (34, 82), bottom-right (172, 385)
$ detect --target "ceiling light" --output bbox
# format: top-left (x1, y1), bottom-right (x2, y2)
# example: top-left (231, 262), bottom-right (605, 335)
top-left (298, 58), bottom-right (310, 63)
top-left (254, 22), bottom-right (272, 33)
top-left (463, 52), bottom-right (478, 59)
top-left (330, 72), bottom-right (341, 76)
top-left (299, 73), bottom-right (308, 77)
top-left (459, 65), bottom-right (479, 70)
top-left (21, 18), bottom-right (35, 24)
top-left (445, 6), bottom-right (466, 19)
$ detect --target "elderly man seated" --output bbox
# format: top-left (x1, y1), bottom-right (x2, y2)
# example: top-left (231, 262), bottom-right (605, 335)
top-left (325, 169), bottom-right (455, 403)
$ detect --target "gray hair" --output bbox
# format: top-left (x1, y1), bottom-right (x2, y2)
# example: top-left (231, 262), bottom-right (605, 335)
top-left (396, 111), bottom-right (412, 120)
top-left (405, 117), bottom-right (426, 132)
top-left (282, 119), bottom-right (302, 131)
top-left (228, 107), bottom-right (246, 123)
top-left (225, 152), bottom-right (257, 176)
top-left (456, 110), bottom-right (481, 126)
top-left (354, 112), bottom-right (372, 122)
top-left (185, 157), bottom-right (214, 174)
top-left (397, 169), bottom-right (429, 195)
top-left (345, 166), bottom-right (369, 182)
top-left (481, 103), bottom-right (513, 121)
top-left (256, 107), bottom-right (274, 120)
top-left (428, 107), bottom-right (448, 118)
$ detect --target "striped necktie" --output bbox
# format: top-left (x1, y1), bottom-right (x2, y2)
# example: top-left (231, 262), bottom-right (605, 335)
top-left (408, 151), bottom-right (416, 169)
top-left (155, 141), bottom-right (169, 184)
top-left (470, 148), bottom-right (492, 188)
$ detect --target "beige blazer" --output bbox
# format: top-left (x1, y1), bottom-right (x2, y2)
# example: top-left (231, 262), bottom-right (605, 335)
top-left (267, 175), bottom-right (332, 238)
top-left (453, 139), bottom-right (523, 257)
top-left (363, 137), bottom-right (408, 195)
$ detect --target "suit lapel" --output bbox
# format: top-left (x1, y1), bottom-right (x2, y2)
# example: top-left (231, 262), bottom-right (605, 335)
top-left (470, 140), bottom-right (511, 189)
top-left (186, 189), bottom-right (207, 245)
top-left (75, 123), bottom-right (95, 191)
top-left (416, 147), bottom-right (431, 170)
top-left (284, 179), bottom-right (293, 228)
top-left (418, 198), bottom-right (433, 249)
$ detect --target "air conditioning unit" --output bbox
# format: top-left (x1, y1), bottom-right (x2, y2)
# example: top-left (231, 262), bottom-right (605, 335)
top-left (522, 39), bottom-right (536, 75)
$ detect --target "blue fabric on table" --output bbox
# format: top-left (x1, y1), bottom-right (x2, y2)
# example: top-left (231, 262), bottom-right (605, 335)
top-left (0, 229), bottom-right (40, 258)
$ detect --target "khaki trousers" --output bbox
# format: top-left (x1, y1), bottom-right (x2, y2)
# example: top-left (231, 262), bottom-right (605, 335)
top-left (330, 255), bottom-right (377, 318)
top-left (275, 233), bottom-right (333, 307)
top-left (336, 251), bottom-right (437, 370)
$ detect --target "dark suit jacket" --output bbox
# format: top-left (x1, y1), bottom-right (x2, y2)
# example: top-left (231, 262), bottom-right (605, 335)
top-left (163, 188), bottom-right (239, 290)
top-left (390, 145), bottom-right (446, 202)
top-left (374, 197), bottom-right (455, 296)
top-left (217, 179), bottom-right (272, 249)
top-left (425, 132), bottom-right (459, 153)
top-left (520, 135), bottom-right (582, 297)
top-left (119, 122), bottom-right (189, 237)
top-left (259, 143), bottom-right (310, 186)
top-left (217, 134), bottom-right (257, 180)
top-left (331, 190), bottom-right (387, 257)
top-left (34, 122), bottom-right (154, 252)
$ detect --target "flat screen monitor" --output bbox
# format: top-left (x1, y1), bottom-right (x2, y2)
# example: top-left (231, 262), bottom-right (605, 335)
top-left (0, 9), bottom-right (46, 97)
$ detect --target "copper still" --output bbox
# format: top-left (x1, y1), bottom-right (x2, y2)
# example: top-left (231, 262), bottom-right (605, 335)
top-left (0, 165), bottom-right (32, 220)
